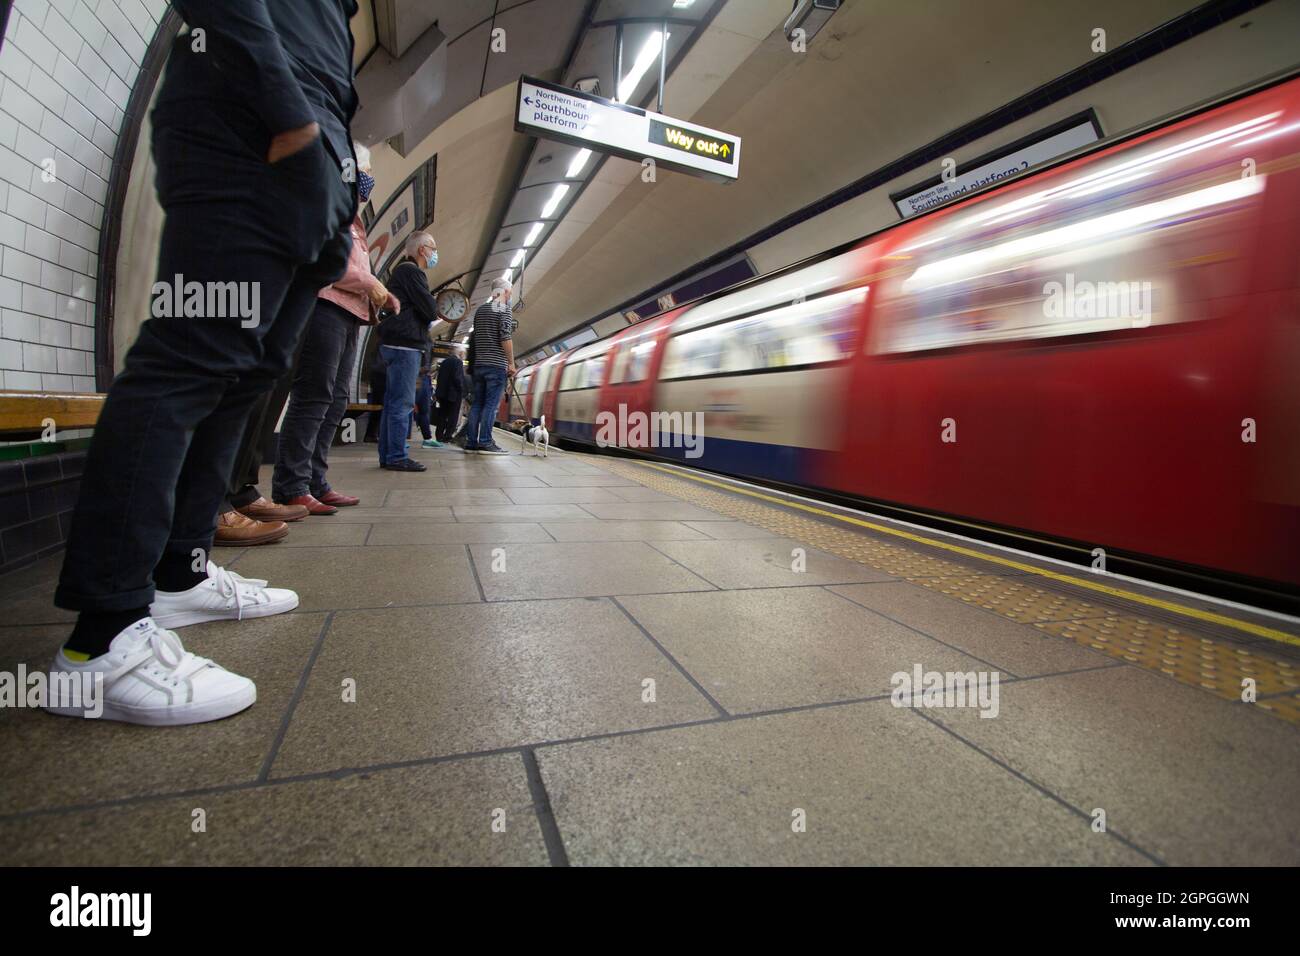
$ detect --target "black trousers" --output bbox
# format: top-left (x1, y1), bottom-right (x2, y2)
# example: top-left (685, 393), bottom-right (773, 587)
top-left (225, 365), bottom-right (295, 511)
top-left (435, 399), bottom-right (460, 442)
top-left (55, 54), bottom-right (353, 613)
top-left (272, 299), bottom-right (359, 500)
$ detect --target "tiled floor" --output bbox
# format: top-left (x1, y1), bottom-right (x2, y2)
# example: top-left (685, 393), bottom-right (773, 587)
top-left (1, 430), bottom-right (1297, 866)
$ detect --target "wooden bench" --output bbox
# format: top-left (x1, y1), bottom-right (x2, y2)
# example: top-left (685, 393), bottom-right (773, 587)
top-left (1, 392), bottom-right (382, 441)
top-left (0, 390), bottom-right (106, 440)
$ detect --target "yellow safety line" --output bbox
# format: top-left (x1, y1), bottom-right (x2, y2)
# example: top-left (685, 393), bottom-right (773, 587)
top-left (634, 461), bottom-right (1300, 647)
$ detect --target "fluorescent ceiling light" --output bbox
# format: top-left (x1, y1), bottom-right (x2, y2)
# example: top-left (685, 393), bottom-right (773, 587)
top-left (509, 249), bottom-right (525, 268)
top-left (523, 222), bottom-right (544, 246)
top-left (672, 1), bottom-right (695, 8)
top-left (618, 31), bottom-right (666, 103)
top-left (566, 148), bottom-right (591, 178)
top-left (541, 183), bottom-right (570, 218)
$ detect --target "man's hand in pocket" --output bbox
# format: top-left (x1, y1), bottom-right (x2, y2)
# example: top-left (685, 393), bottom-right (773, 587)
top-left (268, 122), bottom-right (320, 163)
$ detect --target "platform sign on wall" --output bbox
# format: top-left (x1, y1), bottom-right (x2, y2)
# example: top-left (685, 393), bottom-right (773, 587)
top-left (515, 76), bottom-right (741, 183)
top-left (890, 111), bottom-right (1103, 219)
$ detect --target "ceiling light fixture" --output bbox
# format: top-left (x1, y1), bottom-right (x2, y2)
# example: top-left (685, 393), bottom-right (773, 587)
top-left (672, 0), bottom-right (695, 8)
top-left (510, 249), bottom-right (525, 268)
top-left (566, 148), bottom-right (591, 178)
top-left (541, 183), bottom-right (570, 218)
top-left (523, 222), bottom-right (544, 246)
top-left (618, 30), bottom-right (667, 103)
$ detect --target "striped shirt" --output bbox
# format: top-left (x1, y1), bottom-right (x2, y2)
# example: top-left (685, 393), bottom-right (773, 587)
top-left (470, 302), bottom-right (512, 369)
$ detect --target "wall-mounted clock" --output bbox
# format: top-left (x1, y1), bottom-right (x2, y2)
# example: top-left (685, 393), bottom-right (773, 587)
top-left (435, 286), bottom-right (468, 322)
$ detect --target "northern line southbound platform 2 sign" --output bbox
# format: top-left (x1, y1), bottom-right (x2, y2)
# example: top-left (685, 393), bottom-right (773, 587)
top-left (515, 76), bottom-right (741, 182)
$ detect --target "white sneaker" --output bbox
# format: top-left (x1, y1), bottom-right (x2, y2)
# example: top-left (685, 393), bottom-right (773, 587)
top-left (45, 618), bottom-right (256, 726)
top-left (150, 561), bottom-right (298, 629)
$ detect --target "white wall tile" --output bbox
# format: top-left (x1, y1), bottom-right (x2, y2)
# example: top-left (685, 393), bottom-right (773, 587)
top-left (0, 37), bottom-right (36, 88)
top-left (52, 53), bottom-right (92, 103)
top-left (0, 277), bottom-right (22, 310)
top-left (22, 283), bottom-right (56, 317)
top-left (6, 369), bottom-right (44, 389)
top-left (70, 2), bottom-right (107, 49)
top-left (57, 238), bottom-right (88, 273)
top-left (0, 144), bottom-right (34, 190)
top-left (0, 337), bottom-right (23, 370)
top-left (23, 341), bottom-right (58, 373)
top-left (2, 246), bottom-right (43, 283)
top-left (14, 14), bottom-right (60, 74)
top-left (0, 210), bottom-right (26, 247)
top-left (40, 315), bottom-right (71, 348)
top-left (7, 186), bottom-right (47, 228)
top-left (23, 224), bottom-right (60, 261)
top-left (41, 6), bottom-right (85, 62)
top-left (41, 259), bottom-right (73, 294)
top-left (0, 78), bottom-right (45, 130)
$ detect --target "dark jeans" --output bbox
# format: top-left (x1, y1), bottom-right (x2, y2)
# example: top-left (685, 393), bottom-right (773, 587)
top-left (272, 299), bottom-right (359, 500)
top-left (415, 372), bottom-right (433, 440)
top-left (466, 366), bottom-right (508, 448)
top-left (377, 345), bottom-right (420, 465)
top-left (54, 49), bottom-right (353, 612)
top-left (225, 359), bottom-right (297, 511)
top-left (435, 400), bottom-right (460, 442)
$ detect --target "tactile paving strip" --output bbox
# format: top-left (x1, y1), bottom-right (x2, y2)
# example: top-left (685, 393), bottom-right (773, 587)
top-left (594, 456), bottom-right (1300, 728)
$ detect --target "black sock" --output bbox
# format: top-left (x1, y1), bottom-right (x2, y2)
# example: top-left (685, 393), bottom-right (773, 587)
top-left (153, 550), bottom-right (209, 594)
top-left (64, 608), bottom-right (152, 659)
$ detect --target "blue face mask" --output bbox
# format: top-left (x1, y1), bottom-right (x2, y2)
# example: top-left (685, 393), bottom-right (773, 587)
top-left (358, 170), bottom-right (375, 203)
top-left (426, 250), bottom-right (438, 268)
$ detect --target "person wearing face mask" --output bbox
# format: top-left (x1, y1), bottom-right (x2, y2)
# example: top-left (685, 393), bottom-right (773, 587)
top-left (376, 232), bottom-right (441, 471)
top-left (272, 143), bottom-right (398, 513)
top-left (463, 278), bottom-right (517, 455)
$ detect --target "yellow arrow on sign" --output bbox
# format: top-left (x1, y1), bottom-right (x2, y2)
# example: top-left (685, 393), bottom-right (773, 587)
top-left (720, 144), bottom-right (730, 157)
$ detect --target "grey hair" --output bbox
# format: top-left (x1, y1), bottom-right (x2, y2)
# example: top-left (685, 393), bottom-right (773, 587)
top-left (404, 231), bottom-right (434, 259)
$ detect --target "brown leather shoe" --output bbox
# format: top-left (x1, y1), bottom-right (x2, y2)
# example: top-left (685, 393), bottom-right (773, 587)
top-left (214, 510), bottom-right (288, 547)
top-left (317, 490), bottom-right (360, 507)
top-left (281, 493), bottom-right (338, 516)
top-left (238, 496), bottom-right (309, 522)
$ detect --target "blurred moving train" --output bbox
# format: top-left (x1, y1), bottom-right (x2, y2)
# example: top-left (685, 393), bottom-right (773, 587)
top-left (499, 74), bottom-right (1300, 601)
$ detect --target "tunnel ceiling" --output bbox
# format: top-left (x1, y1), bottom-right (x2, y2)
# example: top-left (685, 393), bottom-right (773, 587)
top-left (353, 0), bottom-right (1203, 353)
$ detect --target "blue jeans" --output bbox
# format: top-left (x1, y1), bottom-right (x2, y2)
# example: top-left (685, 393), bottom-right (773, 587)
top-left (378, 345), bottom-right (420, 465)
top-left (466, 366), bottom-right (507, 448)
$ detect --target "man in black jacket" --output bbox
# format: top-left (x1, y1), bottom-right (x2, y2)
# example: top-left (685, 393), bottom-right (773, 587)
top-left (433, 352), bottom-right (466, 442)
top-left (376, 232), bottom-right (440, 472)
top-left (47, 0), bottom-right (360, 727)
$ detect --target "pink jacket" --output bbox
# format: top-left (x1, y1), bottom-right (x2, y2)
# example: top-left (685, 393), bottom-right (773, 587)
top-left (319, 217), bottom-right (382, 324)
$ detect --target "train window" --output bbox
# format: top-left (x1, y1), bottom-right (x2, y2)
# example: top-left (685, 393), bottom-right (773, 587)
top-left (608, 346), bottom-right (630, 385)
top-left (559, 356), bottom-right (607, 391)
top-left (659, 287), bottom-right (863, 380)
top-left (624, 339), bottom-right (657, 382)
top-left (873, 111), bottom-right (1272, 354)
top-left (559, 361), bottom-right (585, 391)
top-left (531, 362), bottom-right (555, 418)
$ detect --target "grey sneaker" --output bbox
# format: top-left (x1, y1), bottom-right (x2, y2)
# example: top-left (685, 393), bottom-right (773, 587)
top-left (479, 443), bottom-right (509, 455)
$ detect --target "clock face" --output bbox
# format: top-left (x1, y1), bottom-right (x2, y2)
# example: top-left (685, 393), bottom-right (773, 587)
top-left (436, 288), bottom-right (468, 322)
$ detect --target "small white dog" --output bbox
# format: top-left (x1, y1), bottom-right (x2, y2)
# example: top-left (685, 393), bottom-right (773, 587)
top-left (519, 416), bottom-right (549, 457)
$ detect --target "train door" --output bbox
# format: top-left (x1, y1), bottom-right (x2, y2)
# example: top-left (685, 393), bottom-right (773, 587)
top-left (597, 314), bottom-right (677, 451)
